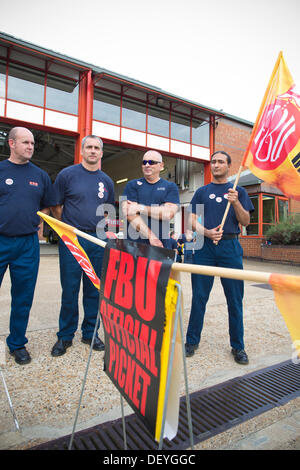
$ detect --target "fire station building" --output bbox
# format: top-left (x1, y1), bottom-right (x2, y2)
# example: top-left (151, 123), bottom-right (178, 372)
top-left (1, 32), bottom-right (299, 259)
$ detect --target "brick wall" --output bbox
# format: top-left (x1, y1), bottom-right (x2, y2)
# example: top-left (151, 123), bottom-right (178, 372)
top-left (290, 199), bottom-right (300, 214)
top-left (214, 117), bottom-right (253, 175)
top-left (240, 237), bottom-right (300, 264)
top-left (261, 245), bottom-right (300, 264)
top-left (240, 237), bottom-right (263, 258)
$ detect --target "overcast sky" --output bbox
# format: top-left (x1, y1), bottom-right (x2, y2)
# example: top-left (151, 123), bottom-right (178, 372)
top-left (0, 0), bottom-right (299, 123)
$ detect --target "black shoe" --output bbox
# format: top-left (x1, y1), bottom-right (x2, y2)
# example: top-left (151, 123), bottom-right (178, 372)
top-left (10, 347), bottom-right (31, 365)
top-left (82, 336), bottom-right (105, 351)
top-left (51, 339), bottom-right (72, 357)
top-left (231, 348), bottom-right (249, 365)
top-left (185, 343), bottom-right (199, 357)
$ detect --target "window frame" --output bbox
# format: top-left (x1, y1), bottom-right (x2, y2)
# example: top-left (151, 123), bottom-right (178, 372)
top-left (0, 49), bottom-right (80, 117)
top-left (241, 192), bottom-right (289, 238)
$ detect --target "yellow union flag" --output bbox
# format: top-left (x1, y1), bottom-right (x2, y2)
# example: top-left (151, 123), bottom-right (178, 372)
top-left (38, 212), bottom-right (100, 291)
top-left (243, 52), bottom-right (300, 200)
top-left (269, 273), bottom-right (300, 355)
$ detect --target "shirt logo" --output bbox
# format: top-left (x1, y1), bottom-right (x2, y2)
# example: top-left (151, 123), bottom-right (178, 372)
top-left (157, 187), bottom-right (166, 191)
top-left (98, 182), bottom-right (104, 199)
top-left (137, 181), bottom-right (143, 185)
top-left (251, 86), bottom-right (300, 171)
top-left (29, 181), bottom-right (39, 186)
top-left (5, 178), bottom-right (13, 185)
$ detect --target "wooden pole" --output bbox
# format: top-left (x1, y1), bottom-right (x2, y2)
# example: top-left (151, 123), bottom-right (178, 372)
top-left (38, 213), bottom-right (274, 285)
top-left (215, 164), bottom-right (244, 240)
top-left (171, 262), bottom-right (271, 283)
top-left (73, 230), bottom-right (273, 283)
top-left (74, 230), bottom-right (272, 283)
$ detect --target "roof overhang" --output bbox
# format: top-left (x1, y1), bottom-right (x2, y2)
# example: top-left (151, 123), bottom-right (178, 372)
top-left (228, 169), bottom-right (262, 186)
top-left (0, 31), bottom-right (225, 123)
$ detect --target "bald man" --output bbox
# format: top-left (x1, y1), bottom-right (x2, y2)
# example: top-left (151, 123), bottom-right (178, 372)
top-left (122, 150), bottom-right (179, 248)
top-left (0, 127), bottom-right (55, 365)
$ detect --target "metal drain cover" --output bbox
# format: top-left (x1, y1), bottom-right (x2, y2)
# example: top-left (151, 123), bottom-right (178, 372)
top-left (31, 360), bottom-right (300, 450)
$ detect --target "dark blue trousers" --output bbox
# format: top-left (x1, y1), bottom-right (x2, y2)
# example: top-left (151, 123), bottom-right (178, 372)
top-left (57, 235), bottom-right (104, 341)
top-left (186, 238), bottom-right (245, 350)
top-left (0, 233), bottom-right (39, 352)
top-left (184, 252), bottom-right (194, 264)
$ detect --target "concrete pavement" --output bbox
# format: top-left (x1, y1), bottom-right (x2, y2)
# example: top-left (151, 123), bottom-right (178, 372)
top-left (1, 242), bottom-right (300, 450)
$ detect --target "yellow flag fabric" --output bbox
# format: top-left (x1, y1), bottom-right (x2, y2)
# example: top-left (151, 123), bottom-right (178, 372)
top-left (38, 212), bottom-right (100, 290)
top-left (243, 52), bottom-right (300, 200)
top-left (155, 278), bottom-right (179, 442)
top-left (269, 273), bottom-right (300, 354)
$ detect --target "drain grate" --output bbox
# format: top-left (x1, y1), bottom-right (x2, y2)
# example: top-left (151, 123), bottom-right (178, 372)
top-left (31, 360), bottom-right (300, 450)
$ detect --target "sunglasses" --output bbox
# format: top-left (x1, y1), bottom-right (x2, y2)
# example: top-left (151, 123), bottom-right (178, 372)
top-left (142, 160), bottom-right (161, 166)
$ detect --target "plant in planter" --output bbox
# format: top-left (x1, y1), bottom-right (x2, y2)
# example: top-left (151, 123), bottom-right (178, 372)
top-left (265, 216), bottom-right (300, 245)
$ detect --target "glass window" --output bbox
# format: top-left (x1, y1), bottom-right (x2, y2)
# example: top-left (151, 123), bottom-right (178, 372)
top-left (250, 195), bottom-right (259, 223)
top-left (7, 64), bottom-right (45, 107)
top-left (122, 98), bottom-right (146, 131)
top-left (263, 224), bottom-right (273, 235)
top-left (93, 91), bottom-right (120, 125)
top-left (243, 194), bottom-right (289, 237)
top-left (46, 75), bottom-right (78, 114)
top-left (147, 105), bottom-right (169, 137)
top-left (263, 195), bottom-right (275, 223)
top-left (245, 195), bottom-right (259, 235)
top-left (262, 195), bottom-right (275, 235)
top-left (171, 112), bottom-right (190, 142)
top-left (192, 118), bottom-right (210, 147)
top-left (0, 62), bottom-right (6, 98)
top-left (246, 224), bottom-right (259, 235)
top-left (278, 199), bottom-right (288, 222)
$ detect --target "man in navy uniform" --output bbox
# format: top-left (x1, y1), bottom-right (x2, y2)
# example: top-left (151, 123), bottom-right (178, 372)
top-left (0, 127), bottom-right (55, 365)
top-left (185, 151), bottom-right (254, 364)
top-left (51, 135), bottom-right (115, 357)
top-left (122, 150), bottom-right (179, 247)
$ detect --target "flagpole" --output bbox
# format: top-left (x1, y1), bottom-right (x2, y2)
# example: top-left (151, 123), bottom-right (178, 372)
top-left (0, 368), bottom-right (20, 432)
top-left (171, 261), bottom-right (271, 283)
top-left (37, 212), bottom-right (106, 249)
top-left (214, 51), bottom-right (283, 244)
top-left (37, 212), bottom-right (283, 284)
top-left (214, 164), bottom-right (244, 244)
top-left (73, 228), bottom-right (106, 248)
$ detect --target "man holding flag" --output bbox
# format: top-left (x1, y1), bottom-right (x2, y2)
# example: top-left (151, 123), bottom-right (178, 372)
top-left (185, 151), bottom-right (254, 364)
top-left (50, 135), bottom-right (114, 357)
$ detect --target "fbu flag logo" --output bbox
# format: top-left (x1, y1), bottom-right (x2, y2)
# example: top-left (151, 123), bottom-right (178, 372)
top-left (251, 86), bottom-right (300, 171)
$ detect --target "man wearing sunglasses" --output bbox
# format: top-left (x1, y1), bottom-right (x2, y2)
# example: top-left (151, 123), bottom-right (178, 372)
top-left (122, 150), bottom-right (179, 248)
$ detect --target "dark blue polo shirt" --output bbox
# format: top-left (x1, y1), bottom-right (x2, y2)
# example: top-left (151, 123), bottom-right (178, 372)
top-left (189, 182), bottom-right (254, 233)
top-left (54, 163), bottom-right (115, 231)
top-left (0, 160), bottom-right (55, 236)
top-left (122, 177), bottom-right (180, 245)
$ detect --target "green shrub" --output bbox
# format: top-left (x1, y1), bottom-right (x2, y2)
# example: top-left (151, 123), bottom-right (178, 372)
top-left (265, 216), bottom-right (300, 245)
